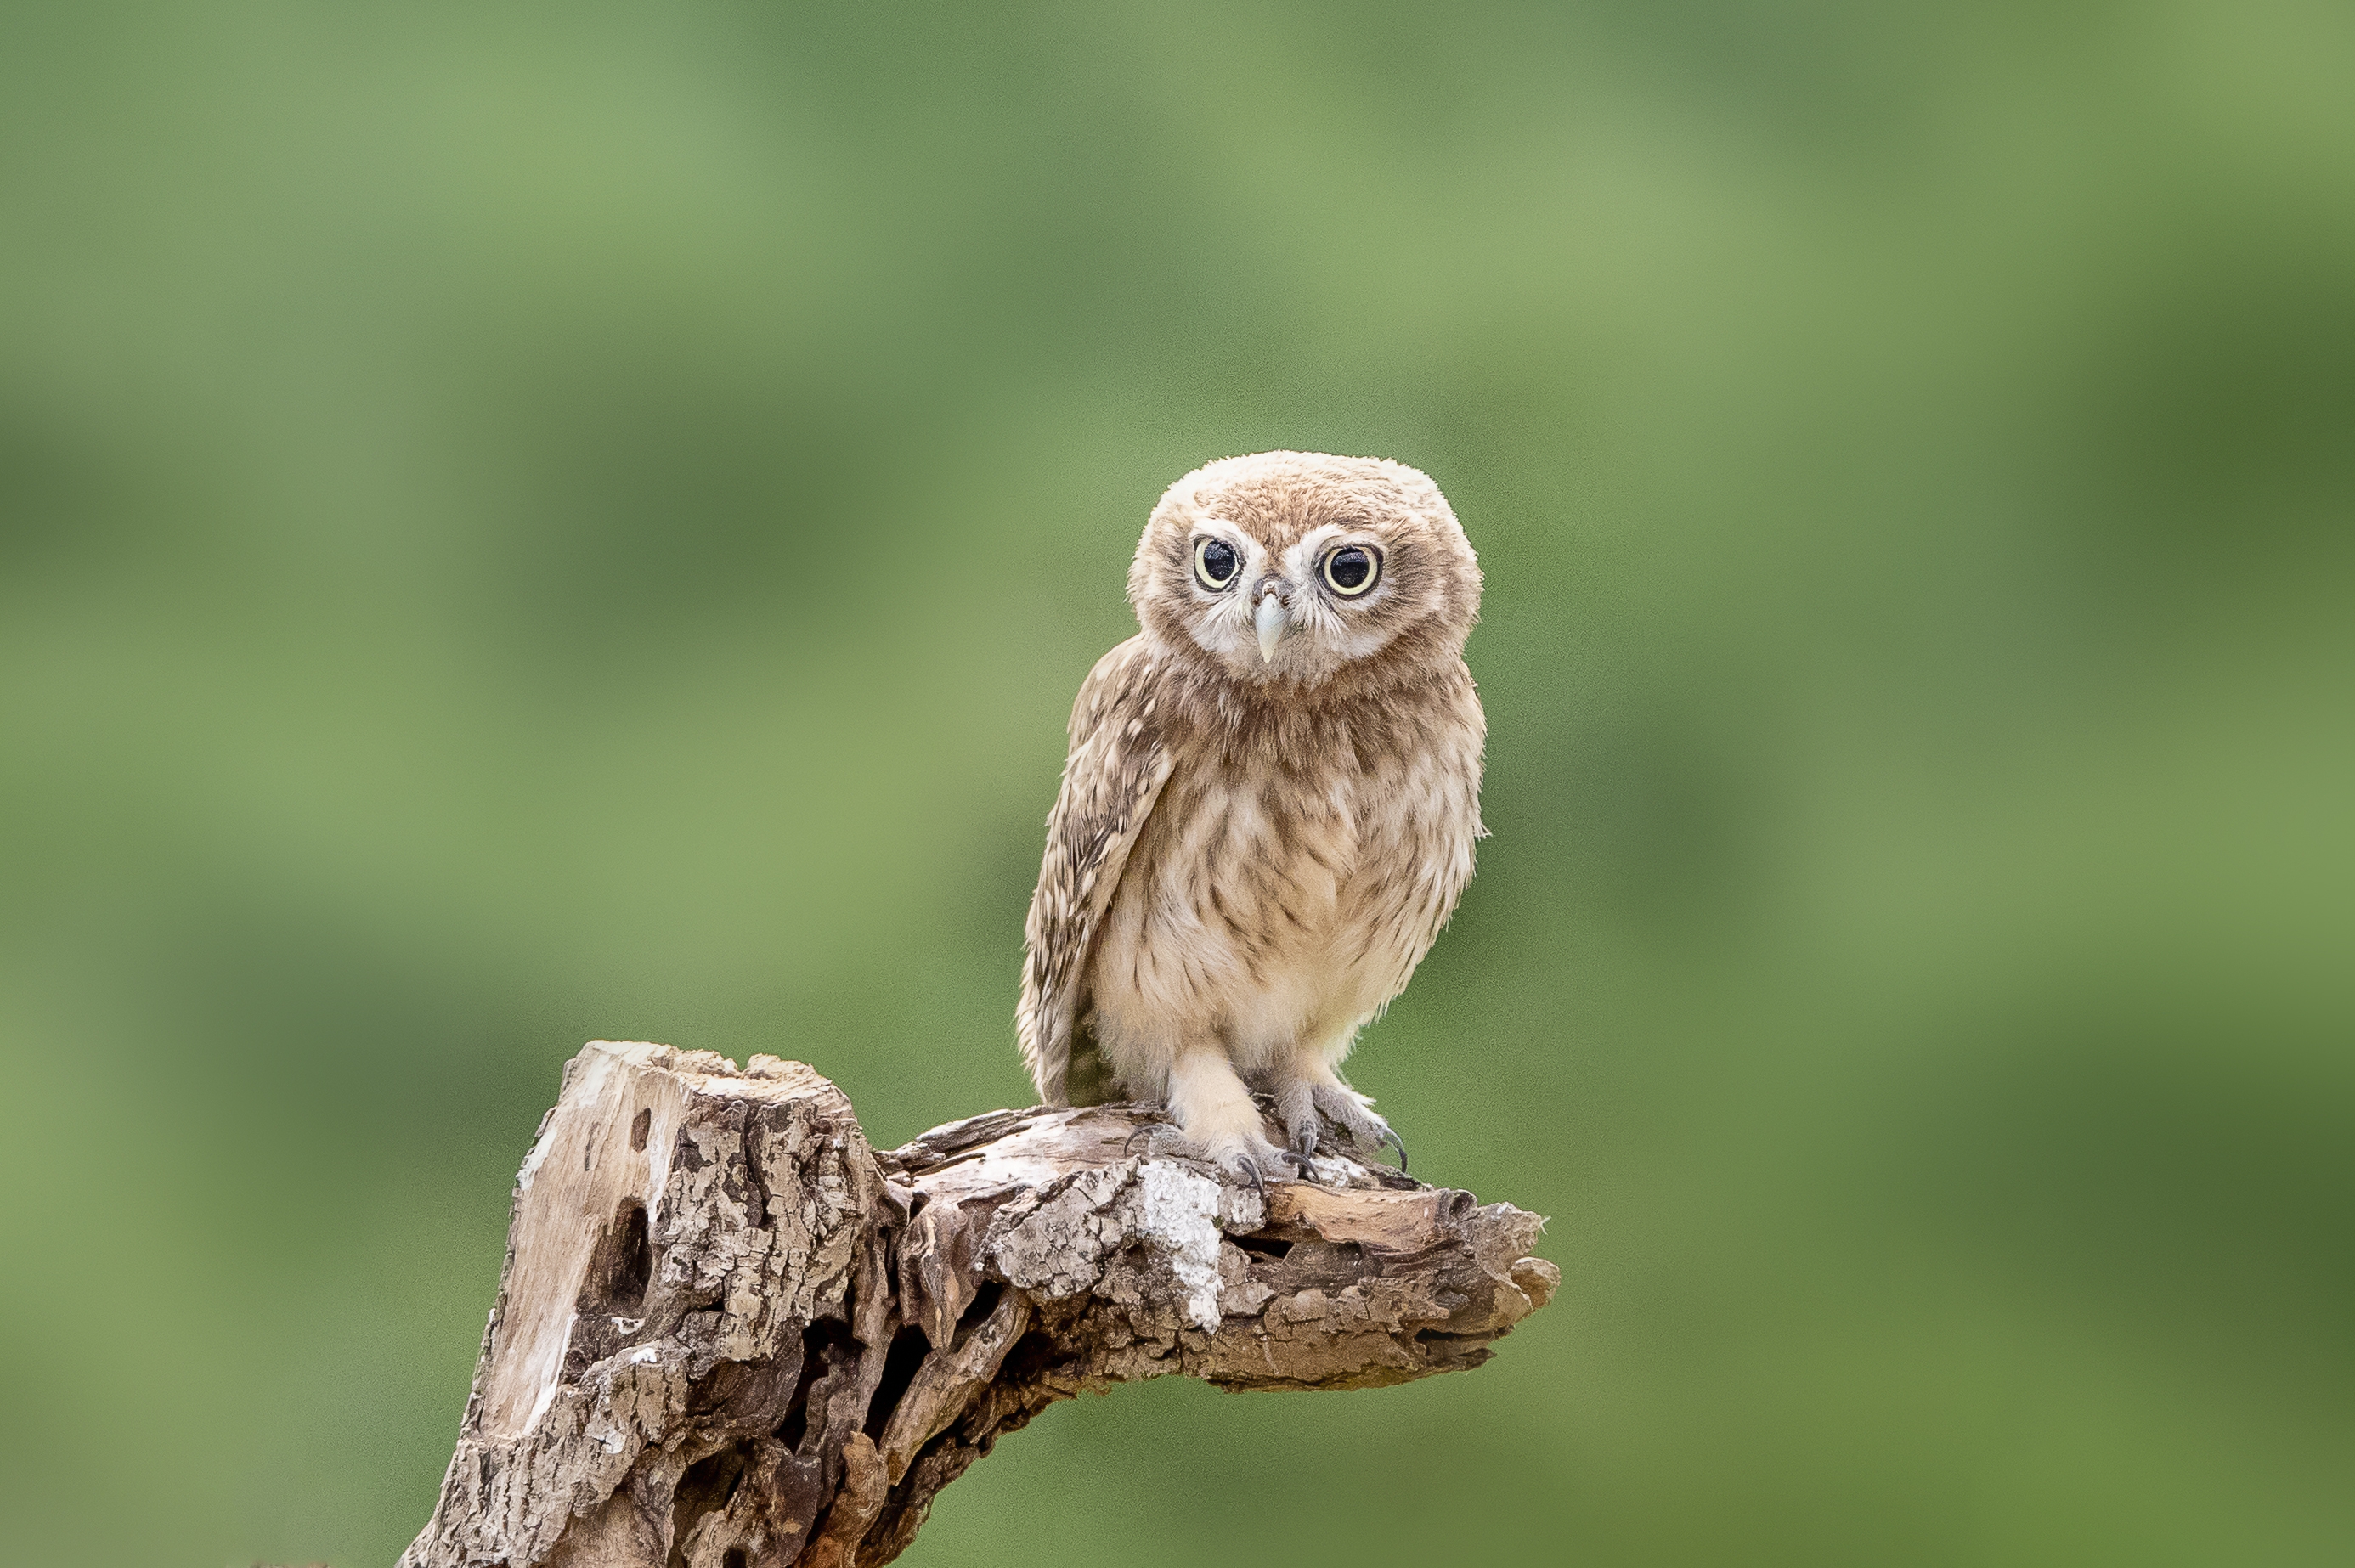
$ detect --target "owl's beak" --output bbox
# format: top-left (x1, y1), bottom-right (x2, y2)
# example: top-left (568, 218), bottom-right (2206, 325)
top-left (1255, 589), bottom-right (1291, 663)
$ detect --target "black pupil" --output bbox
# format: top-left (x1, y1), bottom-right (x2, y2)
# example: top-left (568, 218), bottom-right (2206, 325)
top-left (1329, 548), bottom-right (1370, 589)
top-left (1200, 540), bottom-right (1236, 583)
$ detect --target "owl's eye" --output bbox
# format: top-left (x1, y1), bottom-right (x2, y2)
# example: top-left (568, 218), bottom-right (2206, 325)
top-left (1322, 544), bottom-right (1380, 596)
top-left (1194, 537), bottom-right (1239, 590)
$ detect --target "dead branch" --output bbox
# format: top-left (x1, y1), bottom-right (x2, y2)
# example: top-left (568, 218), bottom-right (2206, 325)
top-left (400, 1041), bottom-right (1556, 1568)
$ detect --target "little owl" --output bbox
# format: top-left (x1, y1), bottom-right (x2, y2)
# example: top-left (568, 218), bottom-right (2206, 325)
top-left (1018, 451), bottom-right (1485, 1182)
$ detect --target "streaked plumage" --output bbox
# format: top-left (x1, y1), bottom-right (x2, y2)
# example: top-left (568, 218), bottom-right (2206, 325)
top-left (1018, 451), bottom-right (1485, 1176)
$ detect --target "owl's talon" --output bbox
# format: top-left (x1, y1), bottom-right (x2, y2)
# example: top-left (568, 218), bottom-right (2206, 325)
top-left (1381, 1128), bottom-right (1409, 1175)
top-left (1123, 1120), bottom-right (1194, 1164)
top-left (1282, 1149), bottom-right (1318, 1182)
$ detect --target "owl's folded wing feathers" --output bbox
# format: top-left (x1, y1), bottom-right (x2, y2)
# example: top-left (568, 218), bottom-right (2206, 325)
top-left (1018, 635), bottom-right (1174, 1107)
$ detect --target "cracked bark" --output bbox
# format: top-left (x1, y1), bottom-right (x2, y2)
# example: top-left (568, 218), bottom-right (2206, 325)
top-left (401, 1041), bottom-right (1558, 1568)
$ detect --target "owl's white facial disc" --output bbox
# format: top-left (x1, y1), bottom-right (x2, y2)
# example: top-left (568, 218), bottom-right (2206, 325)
top-left (1179, 521), bottom-right (1402, 684)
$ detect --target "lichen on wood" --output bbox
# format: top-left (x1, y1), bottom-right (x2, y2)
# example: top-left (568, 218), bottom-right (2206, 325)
top-left (401, 1041), bottom-right (1556, 1568)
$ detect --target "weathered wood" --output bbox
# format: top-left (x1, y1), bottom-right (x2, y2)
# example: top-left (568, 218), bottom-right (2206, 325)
top-left (402, 1041), bottom-right (1556, 1568)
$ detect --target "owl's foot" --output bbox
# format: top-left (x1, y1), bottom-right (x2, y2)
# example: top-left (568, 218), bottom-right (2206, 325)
top-left (1306, 1081), bottom-right (1407, 1174)
top-left (1126, 1114), bottom-right (1297, 1193)
top-left (1198, 1129), bottom-right (1295, 1194)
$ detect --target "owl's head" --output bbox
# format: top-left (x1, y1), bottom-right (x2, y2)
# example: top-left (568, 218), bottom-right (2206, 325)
top-left (1129, 451), bottom-right (1481, 691)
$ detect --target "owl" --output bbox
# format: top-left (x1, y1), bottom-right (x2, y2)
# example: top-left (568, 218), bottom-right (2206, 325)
top-left (1017, 451), bottom-right (1485, 1182)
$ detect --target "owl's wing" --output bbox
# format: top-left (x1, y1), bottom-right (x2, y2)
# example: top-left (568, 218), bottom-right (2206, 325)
top-left (1018, 635), bottom-right (1174, 1108)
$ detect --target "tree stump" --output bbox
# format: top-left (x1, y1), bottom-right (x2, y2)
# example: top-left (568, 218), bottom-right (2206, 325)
top-left (401, 1041), bottom-right (1557, 1568)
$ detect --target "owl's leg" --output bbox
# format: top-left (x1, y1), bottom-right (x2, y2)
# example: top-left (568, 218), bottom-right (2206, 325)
top-left (1163, 1045), bottom-right (1289, 1183)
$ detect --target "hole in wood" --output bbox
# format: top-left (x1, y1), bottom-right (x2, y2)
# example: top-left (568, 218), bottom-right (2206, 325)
top-left (722, 1548), bottom-right (748, 1568)
top-left (630, 1108), bottom-right (652, 1152)
top-left (669, 1441), bottom-right (752, 1559)
top-left (995, 1328), bottom-right (1058, 1385)
top-left (776, 1400), bottom-right (807, 1453)
top-left (777, 1318), bottom-right (854, 1452)
top-left (954, 1280), bottom-right (1003, 1340)
top-left (1234, 1235), bottom-right (1293, 1261)
top-left (585, 1199), bottom-right (652, 1316)
top-left (863, 1325), bottom-right (933, 1442)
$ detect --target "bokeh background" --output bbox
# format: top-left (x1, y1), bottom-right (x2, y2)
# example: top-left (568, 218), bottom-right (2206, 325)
top-left (3, 3), bottom-right (2350, 1565)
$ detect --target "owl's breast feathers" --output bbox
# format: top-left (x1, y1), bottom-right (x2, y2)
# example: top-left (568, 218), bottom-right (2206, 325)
top-left (1019, 633), bottom-right (1485, 1105)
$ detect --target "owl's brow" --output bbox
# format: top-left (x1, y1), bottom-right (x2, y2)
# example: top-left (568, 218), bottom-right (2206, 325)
top-left (1288, 518), bottom-right (1381, 555)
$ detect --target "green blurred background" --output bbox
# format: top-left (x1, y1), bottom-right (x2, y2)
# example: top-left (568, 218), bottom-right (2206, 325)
top-left (3, 2), bottom-right (2350, 1565)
